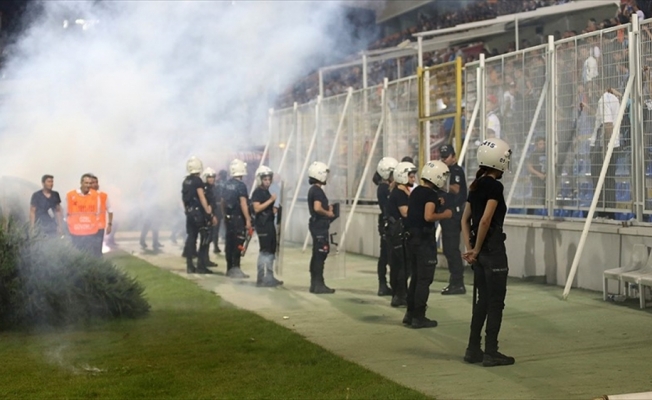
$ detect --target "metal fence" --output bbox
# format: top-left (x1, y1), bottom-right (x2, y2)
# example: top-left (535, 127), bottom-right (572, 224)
top-left (268, 15), bottom-right (652, 248)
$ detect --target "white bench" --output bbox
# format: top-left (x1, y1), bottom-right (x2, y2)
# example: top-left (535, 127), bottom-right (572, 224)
top-left (619, 245), bottom-right (652, 309)
top-left (603, 244), bottom-right (649, 303)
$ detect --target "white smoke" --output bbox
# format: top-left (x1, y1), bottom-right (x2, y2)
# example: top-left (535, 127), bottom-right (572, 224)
top-left (0, 0), bottom-right (369, 223)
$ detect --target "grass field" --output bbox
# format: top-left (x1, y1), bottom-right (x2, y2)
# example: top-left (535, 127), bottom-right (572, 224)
top-left (0, 252), bottom-right (429, 399)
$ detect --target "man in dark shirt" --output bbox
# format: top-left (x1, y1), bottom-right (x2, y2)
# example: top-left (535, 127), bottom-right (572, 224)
top-left (251, 165), bottom-right (283, 287)
top-left (221, 159), bottom-right (252, 279)
top-left (30, 174), bottom-right (63, 236)
top-left (439, 144), bottom-right (468, 295)
top-left (403, 161), bottom-right (452, 329)
top-left (526, 137), bottom-right (546, 211)
top-left (182, 157), bottom-right (214, 274)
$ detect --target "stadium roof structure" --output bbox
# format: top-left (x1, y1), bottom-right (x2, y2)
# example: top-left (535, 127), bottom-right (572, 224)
top-left (318, 0), bottom-right (619, 97)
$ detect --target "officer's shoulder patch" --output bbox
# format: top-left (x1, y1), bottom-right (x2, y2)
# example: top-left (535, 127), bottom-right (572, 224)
top-left (455, 175), bottom-right (461, 183)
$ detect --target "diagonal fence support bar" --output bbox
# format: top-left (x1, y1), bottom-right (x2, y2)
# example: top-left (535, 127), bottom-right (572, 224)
top-left (251, 108), bottom-right (274, 197)
top-left (506, 80), bottom-right (549, 210)
top-left (339, 84), bottom-right (386, 252)
top-left (284, 97), bottom-right (321, 234)
top-left (276, 102), bottom-right (298, 176)
top-left (303, 88), bottom-right (354, 252)
top-left (563, 75), bottom-right (634, 299)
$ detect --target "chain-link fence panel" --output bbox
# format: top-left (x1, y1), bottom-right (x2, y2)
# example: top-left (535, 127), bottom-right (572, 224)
top-left (346, 85), bottom-right (384, 203)
top-left (639, 20), bottom-right (652, 220)
top-left (503, 45), bottom-right (548, 214)
top-left (268, 107), bottom-right (295, 175)
top-left (554, 25), bottom-right (633, 220)
top-left (425, 60), bottom-right (458, 160)
top-left (385, 76), bottom-right (419, 162)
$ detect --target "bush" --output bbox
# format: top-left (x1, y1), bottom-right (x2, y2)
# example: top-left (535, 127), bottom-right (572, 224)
top-left (0, 218), bottom-right (150, 330)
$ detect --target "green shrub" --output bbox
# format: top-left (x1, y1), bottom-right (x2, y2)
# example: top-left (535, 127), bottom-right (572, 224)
top-left (0, 219), bottom-right (150, 330)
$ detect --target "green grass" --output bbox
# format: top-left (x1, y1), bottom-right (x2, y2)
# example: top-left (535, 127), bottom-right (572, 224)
top-left (0, 252), bottom-right (430, 399)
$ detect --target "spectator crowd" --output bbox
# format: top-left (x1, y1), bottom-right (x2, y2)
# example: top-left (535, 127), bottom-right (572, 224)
top-left (275, 0), bottom-right (650, 109)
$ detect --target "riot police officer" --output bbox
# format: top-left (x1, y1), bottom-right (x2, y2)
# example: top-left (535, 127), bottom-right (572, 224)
top-left (251, 165), bottom-right (283, 287)
top-left (307, 161), bottom-right (335, 294)
top-left (221, 159), bottom-right (251, 279)
top-left (213, 169), bottom-right (228, 254)
top-left (386, 161), bottom-right (417, 308)
top-left (375, 156), bottom-right (398, 296)
top-left (461, 138), bottom-right (515, 367)
top-left (202, 167), bottom-right (219, 267)
top-left (402, 160), bottom-right (452, 329)
top-left (182, 157), bottom-right (214, 274)
top-left (438, 144), bottom-right (468, 295)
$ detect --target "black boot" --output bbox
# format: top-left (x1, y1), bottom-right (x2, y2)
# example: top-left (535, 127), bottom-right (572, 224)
top-left (464, 347), bottom-right (484, 364)
top-left (186, 258), bottom-right (196, 274)
top-left (391, 295), bottom-right (407, 308)
top-left (411, 316), bottom-right (438, 329)
top-left (482, 351), bottom-right (515, 367)
top-left (377, 281), bottom-right (392, 296)
top-left (312, 283), bottom-right (335, 294)
top-left (402, 310), bottom-right (413, 325)
top-left (441, 284), bottom-right (466, 295)
top-left (411, 309), bottom-right (438, 329)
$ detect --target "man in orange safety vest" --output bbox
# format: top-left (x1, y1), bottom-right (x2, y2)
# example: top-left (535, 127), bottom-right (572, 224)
top-left (66, 173), bottom-right (100, 255)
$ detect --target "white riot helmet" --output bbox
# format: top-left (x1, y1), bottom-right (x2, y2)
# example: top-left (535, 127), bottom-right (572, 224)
top-left (230, 159), bottom-right (247, 177)
top-left (255, 165), bottom-right (274, 187)
top-left (186, 156), bottom-right (203, 175)
top-left (421, 160), bottom-right (450, 192)
top-left (376, 157), bottom-right (399, 180)
top-left (308, 161), bottom-right (329, 184)
top-left (202, 167), bottom-right (216, 181)
top-left (477, 138), bottom-right (512, 172)
top-left (394, 162), bottom-right (417, 185)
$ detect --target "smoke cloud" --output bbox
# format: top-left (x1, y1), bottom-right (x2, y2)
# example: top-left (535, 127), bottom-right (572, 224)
top-left (0, 0), bottom-right (370, 223)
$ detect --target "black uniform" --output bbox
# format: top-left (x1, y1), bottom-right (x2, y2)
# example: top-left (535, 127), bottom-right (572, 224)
top-left (466, 176), bottom-right (512, 364)
top-left (212, 178), bottom-right (226, 252)
top-left (223, 177), bottom-right (248, 273)
top-left (307, 184), bottom-right (334, 293)
top-left (404, 185), bottom-right (441, 326)
top-left (440, 162), bottom-right (467, 289)
top-left (251, 186), bottom-right (278, 285)
top-left (30, 190), bottom-right (61, 236)
top-left (182, 174), bottom-right (211, 273)
top-left (139, 180), bottom-right (161, 249)
top-left (376, 182), bottom-right (391, 293)
top-left (386, 186), bottom-right (410, 304)
top-left (203, 181), bottom-right (219, 265)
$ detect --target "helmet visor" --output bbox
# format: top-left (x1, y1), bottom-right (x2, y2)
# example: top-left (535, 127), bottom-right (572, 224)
top-left (439, 172), bottom-right (451, 193)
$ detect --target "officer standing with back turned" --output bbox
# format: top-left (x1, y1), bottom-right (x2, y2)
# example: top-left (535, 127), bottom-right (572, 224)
top-left (438, 144), bottom-right (468, 295)
top-left (221, 159), bottom-right (251, 279)
top-left (182, 157), bottom-right (214, 274)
